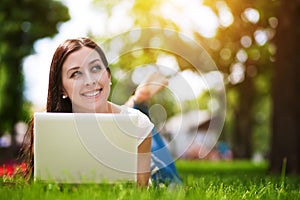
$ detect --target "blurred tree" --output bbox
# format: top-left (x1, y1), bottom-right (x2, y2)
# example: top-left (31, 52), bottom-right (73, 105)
top-left (94, 0), bottom-right (276, 158)
top-left (198, 0), bottom-right (277, 159)
top-left (270, 0), bottom-right (300, 174)
top-left (0, 0), bottom-right (69, 159)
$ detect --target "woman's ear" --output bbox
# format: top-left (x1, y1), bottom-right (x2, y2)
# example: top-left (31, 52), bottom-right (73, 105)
top-left (106, 69), bottom-right (112, 85)
top-left (61, 89), bottom-right (68, 99)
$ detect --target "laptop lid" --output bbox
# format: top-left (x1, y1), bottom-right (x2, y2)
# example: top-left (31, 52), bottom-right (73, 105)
top-left (33, 112), bottom-right (138, 183)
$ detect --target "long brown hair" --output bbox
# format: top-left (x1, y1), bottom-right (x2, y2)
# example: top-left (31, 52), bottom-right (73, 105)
top-left (21, 38), bottom-right (110, 179)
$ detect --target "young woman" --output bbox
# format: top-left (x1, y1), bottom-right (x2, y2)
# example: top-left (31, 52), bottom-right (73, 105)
top-left (22, 37), bottom-right (181, 186)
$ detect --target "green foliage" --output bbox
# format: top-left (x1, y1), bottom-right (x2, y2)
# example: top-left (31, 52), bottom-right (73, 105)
top-left (1, 160), bottom-right (300, 200)
top-left (0, 0), bottom-right (70, 135)
top-left (185, 90), bottom-right (211, 111)
top-left (150, 89), bottom-right (181, 120)
top-left (252, 74), bottom-right (272, 154)
top-left (109, 49), bottom-right (161, 71)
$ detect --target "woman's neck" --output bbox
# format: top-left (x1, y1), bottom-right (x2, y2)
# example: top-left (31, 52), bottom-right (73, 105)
top-left (72, 101), bottom-right (115, 113)
top-left (107, 101), bottom-right (121, 113)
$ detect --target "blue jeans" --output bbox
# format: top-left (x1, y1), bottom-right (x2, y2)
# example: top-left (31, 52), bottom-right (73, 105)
top-left (133, 103), bottom-right (182, 185)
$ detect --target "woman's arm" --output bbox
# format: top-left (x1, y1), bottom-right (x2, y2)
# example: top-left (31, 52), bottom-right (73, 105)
top-left (137, 132), bottom-right (152, 186)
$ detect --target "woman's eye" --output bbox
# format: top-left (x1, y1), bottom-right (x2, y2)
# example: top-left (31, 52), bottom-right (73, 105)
top-left (91, 65), bottom-right (102, 72)
top-left (70, 71), bottom-right (81, 78)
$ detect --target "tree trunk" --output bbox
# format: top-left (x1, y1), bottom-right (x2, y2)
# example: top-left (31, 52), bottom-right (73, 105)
top-left (270, 0), bottom-right (300, 174)
top-left (232, 76), bottom-right (254, 159)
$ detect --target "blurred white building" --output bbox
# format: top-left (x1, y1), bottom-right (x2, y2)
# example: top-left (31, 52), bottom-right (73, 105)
top-left (163, 110), bottom-right (219, 159)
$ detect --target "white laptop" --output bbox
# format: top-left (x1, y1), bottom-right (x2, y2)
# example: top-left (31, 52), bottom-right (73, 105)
top-left (33, 112), bottom-right (139, 184)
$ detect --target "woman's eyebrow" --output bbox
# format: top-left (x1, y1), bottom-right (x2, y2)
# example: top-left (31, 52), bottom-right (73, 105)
top-left (88, 59), bottom-right (101, 65)
top-left (67, 66), bottom-right (80, 72)
top-left (66, 66), bottom-right (80, 76)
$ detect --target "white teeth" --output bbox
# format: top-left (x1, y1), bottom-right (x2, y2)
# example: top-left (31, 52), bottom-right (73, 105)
top-left (83, 90), bottom-right (100, 97)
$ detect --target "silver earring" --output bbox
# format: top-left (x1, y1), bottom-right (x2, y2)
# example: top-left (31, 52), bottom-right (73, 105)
top-left (110, 82), bottom-right (112, 86)
top-left (62, 95), bottom-right (67, 99)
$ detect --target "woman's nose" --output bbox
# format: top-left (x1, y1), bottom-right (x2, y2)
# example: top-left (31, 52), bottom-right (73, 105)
top-left (84, 74), bottom-right (97, 86)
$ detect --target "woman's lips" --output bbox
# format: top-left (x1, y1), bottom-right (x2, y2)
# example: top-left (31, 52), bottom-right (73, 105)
top-left (81, 88), bottom-right (102, 97)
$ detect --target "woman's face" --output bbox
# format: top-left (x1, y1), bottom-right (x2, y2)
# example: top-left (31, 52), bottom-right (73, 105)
top-left (61, 46), bottom-right (111, 113)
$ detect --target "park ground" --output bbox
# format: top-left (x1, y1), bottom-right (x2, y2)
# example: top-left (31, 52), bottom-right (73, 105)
top-left (1, 160), bottom-right (300, 199)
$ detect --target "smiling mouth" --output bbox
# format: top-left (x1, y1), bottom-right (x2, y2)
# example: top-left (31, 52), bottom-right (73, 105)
top-left (82, 88), bottom-right (103, 97)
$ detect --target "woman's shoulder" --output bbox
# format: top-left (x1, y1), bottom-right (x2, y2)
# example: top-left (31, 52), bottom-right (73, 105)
top-left (109, 102), bottom-right (154, 128)
top-left (119, 104), bottom-right (144, 116)
top-left (120, 105), bottom-right (137, 114)
top-left (109, 102), bottom-right (142, 115)
top-left (108, 102), bottom-right (133, 113)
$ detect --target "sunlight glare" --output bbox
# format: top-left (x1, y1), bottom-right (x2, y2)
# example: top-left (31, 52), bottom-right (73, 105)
top-left (109, 36), bottom-right (124, 60)
top-left (61, 0), bottom-right (107, 36)
top-left (216, 1), bottom-right (234, 27)
top-left (131, 65), bottom-right (158, 84)
top-left (168, 70), bottom-right (206, 101)
top-left (220, 48), bottom-right (232, 60)
top-left (243, 8), bottom-right (260, 24)
top-left (202, 71), bottom-right (224, 91)
top-left (254, 29), bottom-right (268, 46)
top-left (268, 17), bottom-right (278, 29)
top-left (129, 29), bottom-right (141, 43)
top-left (240, 36), bottom-right (252, 48)
top-left (160, 0), bottom-right (219, 38)
top-left (228, 63), bottom-right (245, 84)
top-left (156, 54), bottom-right (180, 76)
top-left (150, 36), bottom-right (162, 48)
top-left (107, 1), bottom-right (134, 34)
top-left (236, 49), bottom-right (248, 63)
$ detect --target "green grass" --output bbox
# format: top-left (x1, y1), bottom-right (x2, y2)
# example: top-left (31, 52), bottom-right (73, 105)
top-left (1, 160), bottom-right (300, 200)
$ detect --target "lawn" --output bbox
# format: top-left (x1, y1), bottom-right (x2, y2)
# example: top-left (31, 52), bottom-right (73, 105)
top-left (1, 160), bottom-right (299, 200)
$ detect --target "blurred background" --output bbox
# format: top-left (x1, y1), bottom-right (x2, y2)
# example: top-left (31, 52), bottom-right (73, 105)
top-left (0, 0), bottom-right (299, 175)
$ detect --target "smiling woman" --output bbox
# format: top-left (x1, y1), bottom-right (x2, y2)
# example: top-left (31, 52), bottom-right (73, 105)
top-left (22, 38), bottom-right (153, 186)
top-left (21, 37), bottom-right (182, 187)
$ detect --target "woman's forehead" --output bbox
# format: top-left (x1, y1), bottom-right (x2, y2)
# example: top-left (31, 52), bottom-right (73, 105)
top-left (63, 47), bottom-right (103, 70)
